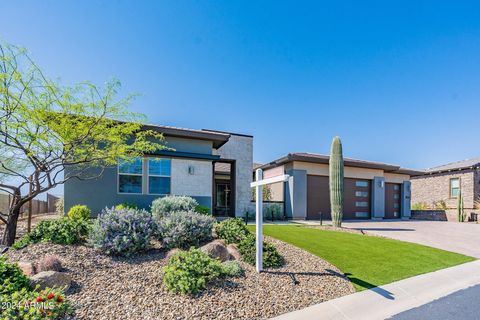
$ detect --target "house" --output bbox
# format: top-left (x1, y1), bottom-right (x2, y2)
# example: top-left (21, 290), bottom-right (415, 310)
top-left (411, 158), bottom-right (480, 220)
top-left (258, 153), bottom-right (423, 220)
top-left (64, 125), bottom-right (253, 216)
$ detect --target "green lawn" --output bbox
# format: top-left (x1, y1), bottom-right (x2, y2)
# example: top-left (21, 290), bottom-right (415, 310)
top-left (248, 225), bottom-right (475, 291)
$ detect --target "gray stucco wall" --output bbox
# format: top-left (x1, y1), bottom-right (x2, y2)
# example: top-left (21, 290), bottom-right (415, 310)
top-left (285, 169), bottom-right (307, 219)
top-left (401, 181), bottom-right (411, 218)
top-left (213, 134), bottom-right (253, 217)
top-left (372, 176), bottom-right (385, 219)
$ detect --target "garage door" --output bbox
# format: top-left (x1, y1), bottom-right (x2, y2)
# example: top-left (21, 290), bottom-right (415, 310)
top-left (385, 183), bottom-right (401, 218)
top-left (307, 175), bottom-right (330, 220)
top-left (344, 178), bottom-right (371, 219)
top-left (307, 176), bottom-right (371, 220)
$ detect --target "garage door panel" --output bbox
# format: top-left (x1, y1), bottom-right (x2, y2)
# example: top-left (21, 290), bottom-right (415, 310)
top-left (385, 183), bottom-right (401, 218)
top-left (307, 175), bottom-right (330, 220)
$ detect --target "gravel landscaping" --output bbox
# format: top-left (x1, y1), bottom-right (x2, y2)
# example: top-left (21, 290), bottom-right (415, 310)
top-left (6, 237), bottom-right (354, 320)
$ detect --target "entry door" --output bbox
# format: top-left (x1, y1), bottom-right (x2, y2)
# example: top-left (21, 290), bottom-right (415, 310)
top-left (385, 183), bottom-right (401, 218)
top-left (214, 181), bottom-right (233, 217)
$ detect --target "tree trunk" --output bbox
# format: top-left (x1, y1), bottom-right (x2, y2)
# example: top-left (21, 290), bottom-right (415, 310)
top-left (1, 203), bottom-right (22, 247)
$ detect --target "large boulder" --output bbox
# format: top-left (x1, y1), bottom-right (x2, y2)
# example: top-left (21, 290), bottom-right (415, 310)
top-left (227, 244), bottom-right (241, 261)
top-left (200, 240), bottom-right (231, 262)
top-left (18, 261), bottom-right (36, 277)
top-left (30, 271), bottom-right (71, 291)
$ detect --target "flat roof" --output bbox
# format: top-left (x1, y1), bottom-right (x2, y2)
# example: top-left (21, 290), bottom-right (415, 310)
top-left (142, 124), bottom-right (231, 149)
top-left (260, 152), bottom-right (424, 176)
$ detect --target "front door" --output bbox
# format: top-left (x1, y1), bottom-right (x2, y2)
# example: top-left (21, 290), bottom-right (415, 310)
top-left (385, 183), bottom-right (401, 218)
top-left (214, 181), bottom-right (233, 217)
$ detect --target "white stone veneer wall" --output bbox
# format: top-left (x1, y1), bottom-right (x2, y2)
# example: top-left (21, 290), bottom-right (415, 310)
top-left (170, 158), bottom-right (212, 197)
top-left (213, 134), bottom-right (253, 216)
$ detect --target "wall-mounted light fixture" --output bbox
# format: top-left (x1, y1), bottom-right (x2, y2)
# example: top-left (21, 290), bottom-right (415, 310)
top-left (188, 166), bottom-right (195, 175)
top-left (380, 180), bottom-right (384, 188)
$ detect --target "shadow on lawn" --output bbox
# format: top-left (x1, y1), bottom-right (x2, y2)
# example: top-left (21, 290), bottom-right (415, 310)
top-left (344, 273), bottom-right (394, 300)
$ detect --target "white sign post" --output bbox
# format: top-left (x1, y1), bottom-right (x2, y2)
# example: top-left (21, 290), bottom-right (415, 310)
top-left (250, 168), bottom-right (290, 273)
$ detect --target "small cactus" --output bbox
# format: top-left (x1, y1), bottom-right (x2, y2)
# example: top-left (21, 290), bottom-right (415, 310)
top-left (457, 190), bottom-right (465, 222)
top-left (329, 136), bottom-right (344, 227)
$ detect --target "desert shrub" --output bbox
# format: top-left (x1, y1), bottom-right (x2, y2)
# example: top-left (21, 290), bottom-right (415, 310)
top-left (412, 202), bottom-right (429, 210)
top-left (151, 196), bottom-right (198, 218)
top-left (264, 203), bottom-right (283, 221)
top-left (36, 255), bottom-right (62, 272)
top-left (221, 260), bottom-right (244, 277)
top-left (163, 248), bottom-right (224, 294)
top-left (13, 218), bottom-right (91, 249)
top-left (67, 204), bottom-right (91, 220)
top-left (195, 205), bottom-right (211, 215)
top-left (238, 234), bottom-right (284, 268)
top-left (0, 257), bottom-right (31, 295)
top-left (214, 218), bottom-right (250, 244)
top-left (156, 211), bottom-right (215, 249)
top-left (115, 202), bottom-right (139, 210)
top-left (433, 200), bottom-right (447, 210)
top-left (89, 207), bottom-right (156, 256)
top-left (55, 197), bottom-right (64, 216)
top-left (0, 287), bottom-right (73, 319)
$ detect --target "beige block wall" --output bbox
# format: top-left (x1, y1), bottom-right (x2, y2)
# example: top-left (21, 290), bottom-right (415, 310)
top-left (411, 170), bottom-right (475, 209)
top-left (292, 161), bottom-right (410, 181)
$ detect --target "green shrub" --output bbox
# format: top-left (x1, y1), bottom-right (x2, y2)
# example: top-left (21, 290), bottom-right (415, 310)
top-left (238, 234), bottom-right (284, 268)
top-left (13, 218), bottom-right (91, 249)
top-left (221, 261), bottom-right (244, 277)
top-left (151, 196), bottom-right (198, 218)
top-left (214, 218), bottom-right (250, 244)
top-left (115, 202), bottom-right (139, 210)
top-left (195, 205), bottom-right (211, 215)
top-left (264, 204), bottom-right (283, 221)
top-left (89, 207), bottom-right (156, 256)
top-left (67, 204), bottom-right (91, 220)
top-left (0, 257), bottom-right (31, 295)
top-left (0, 287), bottom-right (73, 319)
top-left (163, 248), bottom-right (224, 294)
top-left (156, 211), bottom-right (215, 249)
top-left (412, 202), bottom-right (429, 210)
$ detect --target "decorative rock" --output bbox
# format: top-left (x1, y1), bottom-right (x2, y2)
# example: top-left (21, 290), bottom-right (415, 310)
top-left (227, 244), bottom-right (241, 261)
top-left (18, 261), bottom-right (36, 276)
top-left (200, 240), bottom-right (230, 262)
top-left (36, 255), bottom-right (62, 272)
top-left (30, 271), bottom-right (71, 290)
top-left (166, 248), bottom-right (181, 260)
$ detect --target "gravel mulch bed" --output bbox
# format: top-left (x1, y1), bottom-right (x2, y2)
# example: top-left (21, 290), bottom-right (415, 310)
top-left (306, 225), bottom-right (366, 235)
top-left (6, 237), bottom-right (354, 320)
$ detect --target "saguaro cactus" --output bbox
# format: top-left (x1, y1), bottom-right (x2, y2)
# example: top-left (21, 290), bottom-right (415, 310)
top-left (329, 136), bottom-right (344, 227)
top-left (457, 190), bottom-right (465, 222)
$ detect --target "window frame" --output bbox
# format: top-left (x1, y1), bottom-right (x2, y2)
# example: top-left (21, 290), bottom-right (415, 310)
top-left (147, 157), bottom-right (172, 196)
top-left (449, 177), bottom-right (461, 198)
top-left (117, 157), bottom-right (144, 195)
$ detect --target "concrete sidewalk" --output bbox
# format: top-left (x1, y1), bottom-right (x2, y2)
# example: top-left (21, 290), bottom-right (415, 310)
top-left (272, 260), bottom-right (480, 320)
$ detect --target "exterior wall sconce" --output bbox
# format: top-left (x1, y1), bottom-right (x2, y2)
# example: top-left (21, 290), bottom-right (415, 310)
top-left (380, 180), bottom-right (384, 188)
top-left (188, 166), bottom-right (195, 175)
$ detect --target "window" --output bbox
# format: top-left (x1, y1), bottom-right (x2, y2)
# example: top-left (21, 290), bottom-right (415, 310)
top-left (394, 185), bottom-right (400, 191)
top-left (356, 201), bottom-right (368, 207)
top-left (394, 194), bottom-right (399, 199)
top-left (450, 178), bottom-right (460, 198)
top-left (355, 191), bottom-right (369, 197)
top-left (394, 203), bottom-right (400, 209)
top-left (355, 181), bottom-right (369, 187)
top-left (355, 212), bottom-right (369, 218)
top-left (118, 158), bottom-right (143, 194)
top-left (148, 158), bottom-right (171, 195)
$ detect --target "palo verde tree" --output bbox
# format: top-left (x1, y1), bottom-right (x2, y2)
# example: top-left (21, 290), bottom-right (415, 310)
top-left (0, 42), bottom-right (166, 246)
top-left (329, 136), bottom-right (344, 227)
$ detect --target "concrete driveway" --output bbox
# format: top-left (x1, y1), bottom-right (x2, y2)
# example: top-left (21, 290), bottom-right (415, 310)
top-left (342, 220), bottom-right (480, 258)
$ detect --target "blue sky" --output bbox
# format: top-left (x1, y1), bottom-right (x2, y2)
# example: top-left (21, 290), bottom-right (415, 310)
top-left (1, 1), bottom-right (480, 169)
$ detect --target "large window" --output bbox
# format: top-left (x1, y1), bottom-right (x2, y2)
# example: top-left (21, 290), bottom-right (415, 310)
top-left (450, 178), bottom-right (460, 198)
top-left (148, 158), bottom-right (171, 195)
top-left (118, 158), bottom-right (143, 194)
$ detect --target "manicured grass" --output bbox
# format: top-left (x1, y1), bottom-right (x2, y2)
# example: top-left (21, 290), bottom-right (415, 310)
top-left (248, 225), bottom-right (475, 291)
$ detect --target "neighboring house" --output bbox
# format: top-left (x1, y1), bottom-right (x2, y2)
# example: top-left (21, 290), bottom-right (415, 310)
top-left (411, 158), bottom-right (480, 215)
top-left (258, 153), bottom-right (422, 220)
top-left (64, 125), bottom-right (253, 216)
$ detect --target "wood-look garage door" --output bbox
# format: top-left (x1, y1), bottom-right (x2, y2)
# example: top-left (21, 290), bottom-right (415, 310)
top-left (307, 176), bottom-right (371, 220)
top-left (307, 175), bottom-right (330, 220)
top-left (344, 178), bottom-right (371, 219)
top-left (385, 183), bottom-right (401, 219)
